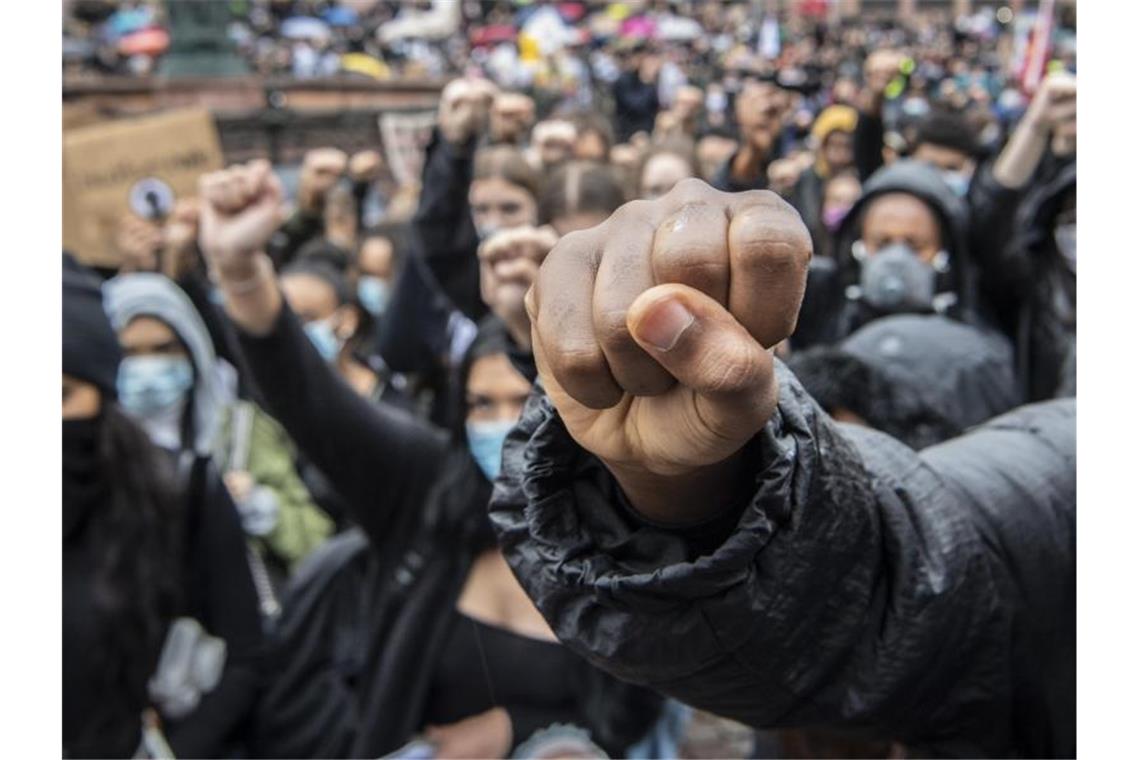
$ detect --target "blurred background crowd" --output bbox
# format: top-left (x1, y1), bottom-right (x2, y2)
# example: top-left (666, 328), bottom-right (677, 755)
top-left (61, 1), bottom-right (1077, 758)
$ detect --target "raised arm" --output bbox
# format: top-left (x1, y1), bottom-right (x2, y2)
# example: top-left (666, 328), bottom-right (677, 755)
top-left (490, 181), bottom-right (1076, 755)
top-left (970, 73), bottom-right (1077, 284)
top-left (198, 160), bottom-right (448, 546)
top-left (412, 78), bottom-right (498, 322)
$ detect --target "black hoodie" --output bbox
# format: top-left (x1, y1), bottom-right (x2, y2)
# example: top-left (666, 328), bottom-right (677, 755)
top-left (789, 314), bottom-right (1022, 449)
top-left (797, 160), bottom-right (988, 348)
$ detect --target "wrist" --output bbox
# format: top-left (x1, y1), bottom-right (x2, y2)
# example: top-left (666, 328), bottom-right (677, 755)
top-left (608, 450), bottom-right (748, 527)
top-left (216, 253), bottom-right (272, 294)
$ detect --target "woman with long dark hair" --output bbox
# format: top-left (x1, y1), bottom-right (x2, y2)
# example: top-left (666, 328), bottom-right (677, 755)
top-left (62, 260), bottom-right (263, 758)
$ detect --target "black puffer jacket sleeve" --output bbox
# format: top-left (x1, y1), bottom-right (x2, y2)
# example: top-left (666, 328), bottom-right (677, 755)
top-left (489, 364), bottom-right (1075, 757)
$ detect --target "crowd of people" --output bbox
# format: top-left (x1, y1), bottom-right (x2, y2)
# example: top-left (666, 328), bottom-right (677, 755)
top-left (62, 1), bottom-right (1077, 758)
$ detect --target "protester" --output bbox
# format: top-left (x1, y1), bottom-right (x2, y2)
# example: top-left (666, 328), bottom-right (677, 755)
top-left (489, 180), bottom-right (1075, 758)
top-left (63, 260), bottom-right (263, 759)
top-left (104, 272), bottom-right (333, 595)
top-left (196, 160), bottom-right (667, 758)
top-left (792, 104), bottom-right (859, 250)
top-left (814, 159), bottom-right (981, 346)
top-left (62, 5), bottom-right (1082, 757)
top-left (612, 41), bottom-right (662, 143)
top-left (711, 80), bottom-right (786, 192)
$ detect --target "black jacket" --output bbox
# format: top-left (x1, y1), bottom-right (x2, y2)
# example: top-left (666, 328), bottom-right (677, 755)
top-left (490, 365), bottom-right (1075, 757)
top-left (240, 305), bottom-right (661, 757)
top-left (971, 159), bottom-right (1076, 401)
top-left (789, 314), bottom-right (1022, 449)
top-left (613, 70), bottom-right (660, 143)
top-left (412, 129), bottom-right (486, 323)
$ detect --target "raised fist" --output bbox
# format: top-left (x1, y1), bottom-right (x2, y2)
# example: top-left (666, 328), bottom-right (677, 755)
top-left (198, 160), bottom-right (285, 280)
top-left (297, 148), bottom-right (348, 214)
top-left (348, 149), bottom-right (384, 183)
top-left (439, 77), bottom-right (498, 147)
top-left (526, 179), bottom-right (812, 520)
top-left (490, 92), bottom-right (536, 145)
top-left (478, 225), bottom-right (559, 347)
top-left (115, 213), bottom-right (163, 273)
top-left (1026, 73), bottom-right (1077, 153)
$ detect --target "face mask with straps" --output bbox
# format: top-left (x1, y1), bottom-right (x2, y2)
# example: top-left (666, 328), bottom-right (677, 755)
top-left (849, 240), bottom-right (957, 314)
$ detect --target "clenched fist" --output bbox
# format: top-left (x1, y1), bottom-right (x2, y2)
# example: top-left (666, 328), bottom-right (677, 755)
top-left (526, 179), bottom-right (812, 522)
top-left (478, 225), bottom-right (559, 348)
top-left (438, 77), bottom-right (498, 147)
top-left (297, 148), bottom-right (348, 214)
top-left (198, 160), bottom-right (286, 335)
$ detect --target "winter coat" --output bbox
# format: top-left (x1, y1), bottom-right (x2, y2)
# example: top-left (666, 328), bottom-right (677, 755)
top-left (789, 314), bottom-right (1022, 449)
top-left (490, 364), bottom-right (1075, 757)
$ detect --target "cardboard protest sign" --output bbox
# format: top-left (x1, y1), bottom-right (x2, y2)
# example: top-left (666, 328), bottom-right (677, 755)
top-left (62, 107), bottom-right (224, 267)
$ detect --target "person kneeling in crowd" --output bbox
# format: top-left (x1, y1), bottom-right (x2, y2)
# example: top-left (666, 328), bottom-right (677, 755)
top-left (197, 161), bottom-right (668, 759)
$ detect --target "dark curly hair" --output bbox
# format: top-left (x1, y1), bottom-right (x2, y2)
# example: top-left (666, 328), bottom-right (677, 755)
top-left (788, 347), bottom-right (963, 450)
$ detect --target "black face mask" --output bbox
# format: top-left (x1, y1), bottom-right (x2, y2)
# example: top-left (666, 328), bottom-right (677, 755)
top-left (63, 416), bottom-right (105, 539)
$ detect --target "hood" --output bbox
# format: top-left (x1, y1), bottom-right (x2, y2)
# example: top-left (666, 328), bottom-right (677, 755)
top-left (790, 314), bottom-right (1021, 448)
top-left (103, 273), bottom-right (236, 457)
top-left (833, 159), bottom-right (976, 320)
top-left (841, 314), bottom-right (1020, 431)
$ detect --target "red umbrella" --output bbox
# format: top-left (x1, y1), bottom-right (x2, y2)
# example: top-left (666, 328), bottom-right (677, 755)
top-left (468, 24), bottom-right (517, 48)
top-left (118, 27), bottom-right (170, 57)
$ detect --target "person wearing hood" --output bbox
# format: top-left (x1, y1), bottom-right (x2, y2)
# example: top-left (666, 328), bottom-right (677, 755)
top-left (63, 259), bottom-right (263, 759)
top-left (964, 74), bottom-right (1077, 401)
top-left (198, 161), bottom-right (666, 759)
top-left (796, 158), bottom-right (983, 348)
top-left (488, 180), bottom-right (1074, 758)
top-left (966, 72), bottom-right (1076, 293)
top-left (791, 104), bottom-right (858, 252)
top-left (788, 314), bottom-right (1022, 450)
top-left (104, 272), bottom-right (333, 593)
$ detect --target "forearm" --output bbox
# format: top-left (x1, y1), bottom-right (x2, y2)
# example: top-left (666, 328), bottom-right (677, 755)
top-left (235, 302), bottom-right (447, 542)
top-left (990, 118), bottom-right (1051, 189)
top-left (217, 252), bottom-right (283, 337)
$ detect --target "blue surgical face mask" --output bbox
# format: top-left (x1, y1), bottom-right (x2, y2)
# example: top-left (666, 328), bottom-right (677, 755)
top-left (357, 276), bottom-right (391, 317)
top-left (303, 317), bottom-right (342, 363)
top-left (940, 169), bottom-right (972, 198)
top-left (466, 419), bottom-right (515, 482)
top-left (475, 223), bottom-right (501, 243)
top-left (117, 355), bottom-right (194, 417)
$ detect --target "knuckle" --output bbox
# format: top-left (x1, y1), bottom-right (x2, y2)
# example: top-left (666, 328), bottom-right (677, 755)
top-left (668, 176), bottom-right (713, 203)
top-left (552, 342), bottom-right (609, 383)
top-left (594, 309), bottom-right (633, 352)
